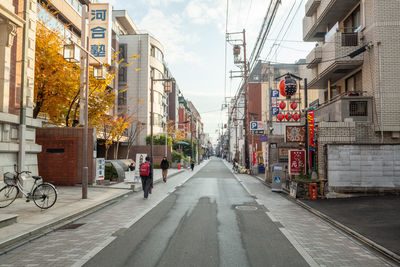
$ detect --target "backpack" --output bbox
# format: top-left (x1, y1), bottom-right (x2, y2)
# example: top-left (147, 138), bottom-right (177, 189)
top-left (140, 162), bottom-right (151, 176)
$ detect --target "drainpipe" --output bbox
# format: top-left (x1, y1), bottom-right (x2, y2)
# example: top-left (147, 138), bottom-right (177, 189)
top-left (377, 42), bottom-right (383, 143)
top-left (18, 0), bottom-right (30, 172)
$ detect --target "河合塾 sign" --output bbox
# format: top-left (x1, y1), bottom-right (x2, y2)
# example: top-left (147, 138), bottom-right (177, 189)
top-left (89, 3), bottom-right (112, 65)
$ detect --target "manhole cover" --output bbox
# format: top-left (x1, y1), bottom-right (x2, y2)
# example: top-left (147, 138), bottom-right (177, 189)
top-left (58, 223), bottom-right (85, 230)
top-left (235, 206), bottom-right (258, 211)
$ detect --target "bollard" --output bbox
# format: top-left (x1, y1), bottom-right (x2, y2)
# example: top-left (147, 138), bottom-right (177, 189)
top-left (309, 183), bottom-right (318, 200)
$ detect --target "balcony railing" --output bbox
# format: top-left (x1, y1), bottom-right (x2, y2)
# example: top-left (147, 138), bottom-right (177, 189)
top-left (306, 46), bottom-right (322, 68)
top-left (305, 0), bottom-right (321, 17)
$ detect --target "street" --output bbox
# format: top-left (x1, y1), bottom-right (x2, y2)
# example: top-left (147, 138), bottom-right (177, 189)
top-left (0, 159), bottom-right (394, 267)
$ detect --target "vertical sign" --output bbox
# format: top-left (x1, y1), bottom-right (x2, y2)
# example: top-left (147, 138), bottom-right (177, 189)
top-left (288, 150), bottom-right (306, 175)
top-left (96, 158), bottom-right (105, 180)
top-left (89, 3), bottom-right (112, 65)
top-left (308, 108), bottom-right (315, 149)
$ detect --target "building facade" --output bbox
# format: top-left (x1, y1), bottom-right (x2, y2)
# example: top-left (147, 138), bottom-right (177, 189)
top-left (0, 0), bottom-right (41, 183)
top-left (118, 33), bottom-right (167, 146)
top-left (302, 0), bottom-right (400, 194)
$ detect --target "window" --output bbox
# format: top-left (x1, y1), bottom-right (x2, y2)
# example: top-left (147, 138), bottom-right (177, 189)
top-left (350, 101), bottom-right (367, 116)
top-left (118, 90), bottom-right (127, 106)
top-left (346, 71), bottom-right (362, 92)
top-left (344, 6), bottom-right (361, 33)
top-left (151, 45), bottom-right (164, 61)
top-left (119, 66), bottom-right (127, 83)
top-left (119, 44), bottom-right (127, 61)
top-left (151, 68), bottom-right (163, 79)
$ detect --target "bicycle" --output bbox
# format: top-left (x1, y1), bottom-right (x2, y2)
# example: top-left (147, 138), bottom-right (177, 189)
top-left (0, 165), bottom-right (57, 209)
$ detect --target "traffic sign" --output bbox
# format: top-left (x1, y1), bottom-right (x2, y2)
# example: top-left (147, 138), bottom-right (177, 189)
top-left (271, 89), bottom-right (279, 97)
top-left (250, 121), bottom-right (265, 130)
top-left (272, 107), bottom-right (280, 115)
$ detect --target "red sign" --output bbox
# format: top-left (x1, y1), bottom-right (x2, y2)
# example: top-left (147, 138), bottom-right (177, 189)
top-left (288, 150), bottom-right (306, 175)
top-left (308, 109), bottom-right (315, 149)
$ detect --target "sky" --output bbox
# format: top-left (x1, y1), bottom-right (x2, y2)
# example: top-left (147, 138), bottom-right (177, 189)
top-left (104, 0), bottom-right (316, 144)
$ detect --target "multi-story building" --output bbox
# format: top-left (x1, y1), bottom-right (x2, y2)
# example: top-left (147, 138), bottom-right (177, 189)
top-left (227, 60), bottom-right (318, 174)
top-left (118, 33), bottom-right (167, 145)
top-left (0, 0), bottom-right (41, 178)
top-left (302, 0), bottom-right (400, 194)
top-left (178, 94), bottom-right (191, 139)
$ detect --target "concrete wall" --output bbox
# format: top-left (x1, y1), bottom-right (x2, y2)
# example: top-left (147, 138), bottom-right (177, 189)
top-left (327, 144), bottom-right (400, 193)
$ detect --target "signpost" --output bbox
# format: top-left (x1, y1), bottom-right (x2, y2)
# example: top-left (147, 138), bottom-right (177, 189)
top-left (286, 126), bottom-right (306, 142)
top-left (96, 158), bottom-right (105, 181)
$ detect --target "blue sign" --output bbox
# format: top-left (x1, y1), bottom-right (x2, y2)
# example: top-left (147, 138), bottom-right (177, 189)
top-left (273, 177), bottom-right (281, 184)
top-left (271, 89), bottom-right (279, 97)
top-left (260, 135), bottom-right (268, 142)
top-left (250, 121), bottom-right (258, 130)
top-left (272, 107), bottom-right (280, 115)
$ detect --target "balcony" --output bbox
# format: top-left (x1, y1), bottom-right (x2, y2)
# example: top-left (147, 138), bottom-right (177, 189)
top-left (308, 30), bottom-right (364, 89)
top-left (306, 46), bottom-right (322, 68)
top-left (305, 0), bottom-right (321, 17)
top-left (316, 91), bottom-right (373, 123)
top-left (303, 0), bottom-right (360, 41)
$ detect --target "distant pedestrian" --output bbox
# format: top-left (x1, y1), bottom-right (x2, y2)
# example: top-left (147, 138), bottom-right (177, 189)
top-left (140, 156), bottom-right (153, 199)
top-left (160, 157), bottom-right (169, 183)
top-left (190, 160), bottom-right (195, 171)
top-left (128, 163), bottom-right (135, 171)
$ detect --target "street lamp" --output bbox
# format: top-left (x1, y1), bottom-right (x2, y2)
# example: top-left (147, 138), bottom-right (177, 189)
top-left (150, 77), bottom-right (175, 164)
top-left (93, 65), bottom-right (107, 80)
top-left (62, 38), bottom-right (103, 200)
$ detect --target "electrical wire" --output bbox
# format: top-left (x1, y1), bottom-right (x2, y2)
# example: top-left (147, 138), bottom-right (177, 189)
top-left (244, 0), bottom-right (254, 29)
top-left (270, 0), bottom-right (305, 60)
top-left (265, 0), bottom-right (298, 60)
top-left (224, 0), bottom-right (229, 102)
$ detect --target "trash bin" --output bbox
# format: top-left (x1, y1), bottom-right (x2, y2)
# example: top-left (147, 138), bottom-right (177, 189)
top-left (271, 164), bottom-right (283, 192)
top-left (258, 164), bottom-right (265, 174)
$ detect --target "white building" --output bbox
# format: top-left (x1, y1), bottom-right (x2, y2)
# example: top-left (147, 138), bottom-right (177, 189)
top-left (118, 34), bottom-right (167, 145)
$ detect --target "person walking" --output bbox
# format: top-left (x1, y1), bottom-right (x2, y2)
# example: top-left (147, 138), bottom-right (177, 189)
top-left (190, 160), bottom-right (195, 171)
top-left (140, 156), bottom-right (153, 199)
top-left (160, 157), bottom-right (169, 183)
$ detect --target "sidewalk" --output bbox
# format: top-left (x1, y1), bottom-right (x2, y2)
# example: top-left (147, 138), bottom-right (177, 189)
top-left (225, 160), bottom-right (400, 264)
top-left (0, 167), bottom-right (185, 252)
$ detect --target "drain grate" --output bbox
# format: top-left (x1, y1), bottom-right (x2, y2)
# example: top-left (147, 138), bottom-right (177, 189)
top-left (235, 205), bottom-right (258, 211)
top-left (58, 223), bottom-right (85, 230)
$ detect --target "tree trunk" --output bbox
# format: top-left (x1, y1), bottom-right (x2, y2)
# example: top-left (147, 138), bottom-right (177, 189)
top-left (114, 142), bottom-right (119, 159)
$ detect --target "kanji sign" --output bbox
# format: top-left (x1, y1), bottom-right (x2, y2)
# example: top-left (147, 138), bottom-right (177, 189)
top-left (288, 150), bottom-right (305, 175)
top-left (89, 3), bottom-right (111, 65)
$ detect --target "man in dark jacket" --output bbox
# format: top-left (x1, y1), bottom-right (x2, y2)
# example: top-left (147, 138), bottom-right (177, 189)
top-left (160, 157), bottom-right (169, 183)
top-left (140, 156), bottom-right (153, 199)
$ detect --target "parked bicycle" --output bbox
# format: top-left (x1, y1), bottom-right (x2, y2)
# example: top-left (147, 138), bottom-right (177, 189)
top-left (0, 165), bottom-right (57, 209)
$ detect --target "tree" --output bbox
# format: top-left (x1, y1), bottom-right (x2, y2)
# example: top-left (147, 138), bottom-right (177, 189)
top-left (34, 22), bottom-right (116, 127)
top-left (125, 118), bottom-right (146, 159)
top-left (111, 115), bottom-right (132, 159)
top-left (97, 115), bottom-right (113, 160)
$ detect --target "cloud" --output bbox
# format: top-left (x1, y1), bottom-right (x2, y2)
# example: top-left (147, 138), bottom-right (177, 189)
top-left (139, 9), bottom-right (203, 64)
top-left (142, 0), bottom-right (184, 7)
top-left (184, 0), bottom-right (226, 32)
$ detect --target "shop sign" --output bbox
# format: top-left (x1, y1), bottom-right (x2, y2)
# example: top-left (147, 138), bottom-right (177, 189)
top-left (288, 149), bottom-right (305, 175)
top-left (308, 109), bottom-right (315, 149)
top-left (89, 3), bottom-right (112, 65)
top-left (286, 126), bottom-right (306, 142)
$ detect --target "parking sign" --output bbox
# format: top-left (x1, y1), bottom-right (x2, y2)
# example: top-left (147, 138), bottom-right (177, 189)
top-left (271, 89), bottom-right (279, 97)
top-left (272, 107), bottom-right (280, 115)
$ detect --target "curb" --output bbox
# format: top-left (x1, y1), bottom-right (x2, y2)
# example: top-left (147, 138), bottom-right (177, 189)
top-left (0, 168), bottom-right (189, 254)
top-left (249, 173), bottom-right (400, 264)
top-left (0, 190), bottom-right (133, 254)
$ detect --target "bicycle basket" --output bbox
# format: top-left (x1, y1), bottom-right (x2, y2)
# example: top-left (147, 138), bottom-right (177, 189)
top-left (3, 172), bottom-right (17, 186)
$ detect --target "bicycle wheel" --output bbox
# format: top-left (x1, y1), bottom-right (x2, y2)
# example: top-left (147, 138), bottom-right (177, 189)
top-left (0, 185), bottom-right (19, 208)
top-left (32, 183), bottom-right (57, 209)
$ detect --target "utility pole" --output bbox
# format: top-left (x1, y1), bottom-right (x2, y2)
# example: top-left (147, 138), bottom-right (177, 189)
top-left (243, 29), bottom-right (250, 170)
top-left (304, 78), bottom-right (309, 176)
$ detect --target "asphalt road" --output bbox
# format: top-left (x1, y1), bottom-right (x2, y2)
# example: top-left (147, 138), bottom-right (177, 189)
top-left (302, 196), bottom-right (400, 256)
top-left (84, 159), bottom-right (310, 267)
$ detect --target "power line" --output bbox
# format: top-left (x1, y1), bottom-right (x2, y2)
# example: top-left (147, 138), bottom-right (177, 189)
top-left (244, 0), bottom-right (254, 28)
top-left (270, 0), bottom-right (305, 60)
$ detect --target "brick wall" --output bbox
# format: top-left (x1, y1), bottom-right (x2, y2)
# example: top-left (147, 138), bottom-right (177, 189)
top-left (36, 128), bottom-right (96, 185)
